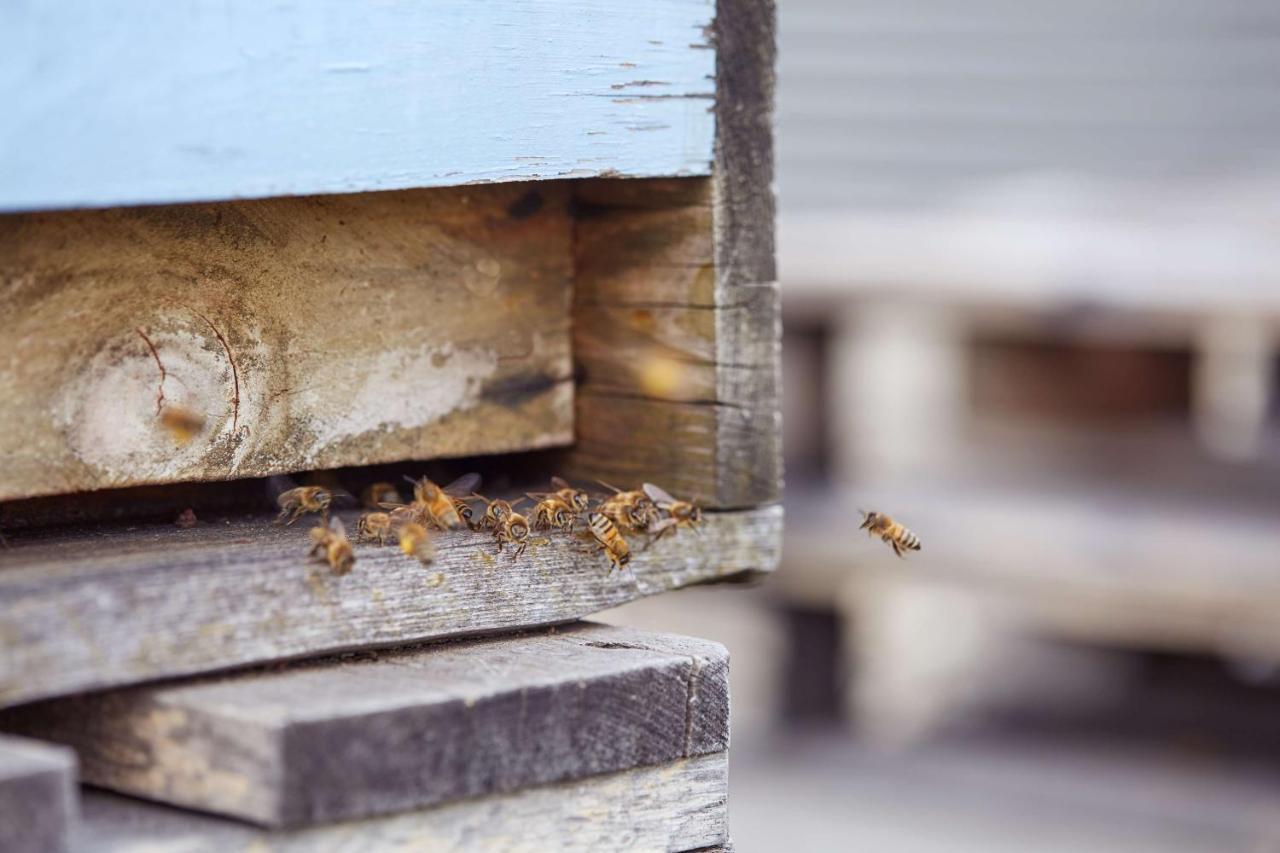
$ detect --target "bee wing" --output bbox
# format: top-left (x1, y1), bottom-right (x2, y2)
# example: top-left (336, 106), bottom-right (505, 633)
top-left (443, 472), bottom-right (482, 496)
top-left (595, 479), bottom-right (623, 494)
top-left (378, 501), bottom-right (408, 510)
top-left (329, 516), bottom-right (347, 537)
top-left (642, 482), bottom-right (677, 507)
top-left (267, 475), bottom-right (300, 501)
top-left (550, 476), bottom-right (574, 490)
top-left (329, 489), bottom-right (357, 505)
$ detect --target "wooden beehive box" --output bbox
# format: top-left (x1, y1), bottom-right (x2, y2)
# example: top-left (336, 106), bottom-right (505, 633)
top-left (0, 0), bottom-right (780, 716)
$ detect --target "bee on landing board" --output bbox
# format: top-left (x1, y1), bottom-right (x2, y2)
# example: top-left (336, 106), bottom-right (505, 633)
top-left (493, 509), bottom-right (531, 559)
top-left (531, 476), bottom-right (590, 514)
top-left (526, 492), bottom-right (577, 534)
top-left (383, 473), bottom-right (481, 531)
top-left (587, 511), bottom-right (631, 572)
top-left (596, 481), bottom-right (661, 534)
top-left (859, 510), bottom-right (921, 558)
top-left (356, 512), bottom-right (394, 546)
top-left (471, 493), bottom-right (521, 533)
top-left (398, 521), bottom-right (436, 564)
top-left (309, 517), bottom-right (355, 575)
top-left (277, 486), bottom-right (338, 525)
top-left (643, 483), bottom-right (702, 540)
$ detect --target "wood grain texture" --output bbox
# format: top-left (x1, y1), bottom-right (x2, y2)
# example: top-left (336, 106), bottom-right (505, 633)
top-left (0, 735), bottom-right (77, 853)
top-left (567, 178), bottom-right (778, 508)
top-left (564, 0), bottom-right (780, 509)
top-left (0, 183), bottom-right (573, 502)
top-left (77, 752), bottom-right (727, 852)
top-left (0, 505), bottom-right (779, 708)
top-left (2, 624), bottom-right (727, 827)
top-left (0, 1), bottom-right (715, 212)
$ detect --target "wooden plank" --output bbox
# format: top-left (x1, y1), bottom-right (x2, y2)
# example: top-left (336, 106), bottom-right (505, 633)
top-left (77, 752), bottom-right (727, 852)
top-left (2, 624), bottom-right (727, 827)
top-left (0, 183), bottom-right (573, 502)
top-left (0, 1), bottom-right (715, 212)
top-left (0, 505), bottom-right (779, 708)
top-left (0, 735), bottom-right (77, 853)
top-left (563, 0), bottom-right (780, 509)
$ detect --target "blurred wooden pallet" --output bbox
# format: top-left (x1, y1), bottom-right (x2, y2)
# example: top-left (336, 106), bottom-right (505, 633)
top-left (0, 735), bottom-right (76, 853)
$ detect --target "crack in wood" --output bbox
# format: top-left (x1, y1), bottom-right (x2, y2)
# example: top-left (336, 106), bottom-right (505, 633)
top-left (191, 310), bottom-right (240, 433)
top-left (135, 328), bottom-right (167, 416)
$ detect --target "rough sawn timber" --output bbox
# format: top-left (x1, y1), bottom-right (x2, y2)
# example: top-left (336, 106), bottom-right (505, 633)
top-left (0, 505), bottom-right (780, 708)
top-left (1, 623), bottom-right (728, 828)
top-left (0, 183), bottom-right (573, 502)
top-left (565, 0), bottom-right (780, 509)
top-left (0, 734), bottom-right (77, 853)
top-left (76, 752), bottom-right (728, 852)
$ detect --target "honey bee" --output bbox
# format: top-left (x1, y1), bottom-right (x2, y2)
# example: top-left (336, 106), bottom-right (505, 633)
top-left (398, 521), bottom-right (436, 564)
top-left (532, 476), bottom-right (590, 514)
top-left (587, 511), bottom-right (631, 572)
top-left (158, 405), bottom-right (205, 445)
top-left (493, 510), bottom-right (531, 559)
top-left (356, 512), bottom-right (394, 545)
top-left (308, 517), bottom-right (355, 575)
top-left (643, 483), bottom-right (703, 539)
top-left (452, 496), bottom-right (476, 530)
top-left (361, 482), bottom-right (400, 510)
top-left (471, 493), bottom-right (521, 532)
top-left (526, 493), bottom-right (577, 534)
top-left (596, 481), bottom-right (661, 534)
top-left (386, 473), bottom-right (481, 531)
top-left (276, 486), bottom-right (336, 525)
top-left (859, 510), bottom-right (921, 558)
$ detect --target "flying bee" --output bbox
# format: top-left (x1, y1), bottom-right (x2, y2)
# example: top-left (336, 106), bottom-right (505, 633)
top-left (158, 405), bottom-right (205, 445)
top-left (308, 517), bottom-right (355, 575)
top-left (596, 481), bottom-right (660, 534)
top-left (276, 486), bottom-right (337, 525)
top-left (471, 493), bottom-right (522, 532)
top-left (587, 511), bottom-right (631, 572)
top-left (642, 483), bottom-right (703, 540)
top-left (493, 510), bottom-right (531, 559)
top-left (356, 511), bottom-right (394, 545)
top-left (527, 493), bottom-right (577, 534)
top-left (859, 510), bottom-right (921, 558)
top-left (387, 472), bottom-right (481, 530)
top-left (361, 482), bottom-right (400, 510)
top-left (398, 521), bottom-right (436, 564)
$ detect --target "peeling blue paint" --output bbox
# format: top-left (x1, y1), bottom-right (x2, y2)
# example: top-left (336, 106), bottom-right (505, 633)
top-left (0, 0), bottom-right (715, 211)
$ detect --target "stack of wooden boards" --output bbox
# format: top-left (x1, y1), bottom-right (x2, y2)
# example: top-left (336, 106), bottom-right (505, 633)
top-left (0, 623), bottom-right (736, 852)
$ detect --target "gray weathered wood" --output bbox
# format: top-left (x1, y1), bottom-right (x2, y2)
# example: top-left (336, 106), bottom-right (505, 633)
top-left (0, 735), bottom-right (77, 853)
top-left (0, 505), bottom-right (779, 708)
top-left (0, 183), bottom-right (573, 502)
top-left (3, 623), bottom-right (726, 827)
top-left (564, 0), bottom-right (780, 510)
top-left (76, 752), bottom-right (727, 852)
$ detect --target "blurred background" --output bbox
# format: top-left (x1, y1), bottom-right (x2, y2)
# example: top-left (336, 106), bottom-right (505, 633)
top-left (608, 1), bottom-right (1280, 849)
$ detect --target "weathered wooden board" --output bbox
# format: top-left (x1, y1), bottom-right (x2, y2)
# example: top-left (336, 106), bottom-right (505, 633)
top-left (0, 1), bottom-right (715, 212)
top-left (0, 183), bottom-right (573, 502)
top-left (0, 735), bottom-right (77, 853)
top-left (2, 624), bottom-right (727, 827)
top-left (564, 0), bottom-right (780, 509)
top-left (77, 752), bottom-right (727, 852)
top-left (0, 505), bottom-right (779, 708)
